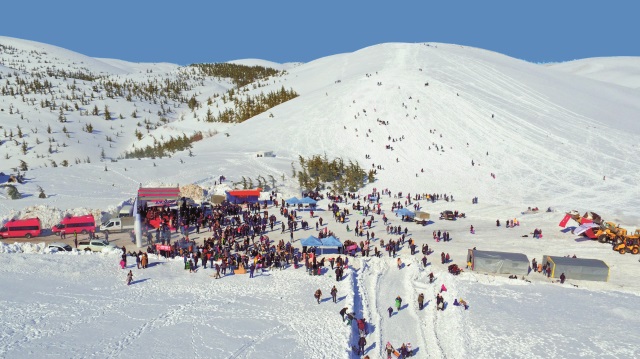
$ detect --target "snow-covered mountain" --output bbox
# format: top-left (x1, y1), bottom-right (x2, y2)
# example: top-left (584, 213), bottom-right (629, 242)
top-left (2, 38), bottom-right (639, 227)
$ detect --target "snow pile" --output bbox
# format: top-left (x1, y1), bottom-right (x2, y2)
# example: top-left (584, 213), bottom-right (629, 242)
top-left (180, 184), bottom-right (205, 202)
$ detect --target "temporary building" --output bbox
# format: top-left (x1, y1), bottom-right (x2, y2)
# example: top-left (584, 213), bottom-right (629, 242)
top-left (226, 188), bottom-right (262, 204)
top-left (300, 235), bottom-right (342, 255)
top-left (542, 255), bottom-right (609, 282)
top-left (285, 197), bottom-right (301, 205)
top-left (396, 208), bottom-right (415, 217)
top-left (299, 197), bottom-right (318, 205)
top-left (300, 235), bottom-right (322, 247)
top-left (210, 195), bottom-right (226, 205)
top-left (467, 249), bottom-right (530, 275)
top-left (414, 211), bottom-right (430, 220)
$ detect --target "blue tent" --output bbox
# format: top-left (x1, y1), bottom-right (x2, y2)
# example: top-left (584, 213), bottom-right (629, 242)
top-left (321, 236), bottom-right (342, 247)
top-left (396, 208), bottom-right (415, 217)
top-left (300, 235), bottom-right (322, 247)
top-left (285, 197), bottom-right (301, 205)
top-left (299, 197), bottom-right (317, 205)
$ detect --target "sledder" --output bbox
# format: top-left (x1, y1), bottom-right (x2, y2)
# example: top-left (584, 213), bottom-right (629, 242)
top-left (448, 263), bottom-right (462, 275)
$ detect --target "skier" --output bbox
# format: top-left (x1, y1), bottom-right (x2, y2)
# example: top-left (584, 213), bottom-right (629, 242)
top-left (386, 342), bottom-right (394, 359)
top-left (126, 270), bottom-right (133, 286)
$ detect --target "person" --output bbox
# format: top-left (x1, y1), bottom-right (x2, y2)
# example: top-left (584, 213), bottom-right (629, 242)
top-left (339, 307), bottom-right (348, 321)
top-left (397, 257), bottom-right (402, 269)
top-left (126, 270), bottom-right (133, 285)
top-left (470, 225), bottom-right (475, 234)
top-left (357, 318), bottom-right (367, 336)
top-left (346, 312), bottom-right (355, 325)
top-left (440, 283), bottom-right (447, 292)
top-left (436, 293), bottom-right (444, 311)
top-left (428, 272), bottom-right (434, 283)
top-left (331, 285), bottom-right (338, 303)
top-left (418, 293), bottom-right (425, 310)
top-left (459, 298), bottom-right (469, 310)
top-left (358, 336), bottom-right (367, 356)
top-left (560, 272), bottom-right (566, 284)
top-left (387, 306), bottom-right (393, 318)
top-left (314, 289), bottom-right (322, 304)
top-left (395, 296), bottom-right (402, 311)
top-left (73, 236), bottom-right (77, 249)
top-left (386, 342), bottom-right (394, 359)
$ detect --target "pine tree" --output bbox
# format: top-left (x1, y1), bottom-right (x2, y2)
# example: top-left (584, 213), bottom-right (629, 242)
top-left (6, 184), bottom-right (21, 200)
top-left (38, 186), bottom-right (47, 199)
top-left (19, 160), bottom-right (28, 171)
top-left (104, 105), bottom-right (111, 120)
top-left (92, 105), bottom-right (99, 116)
top-left (58, 108), bottom-right (66, 122)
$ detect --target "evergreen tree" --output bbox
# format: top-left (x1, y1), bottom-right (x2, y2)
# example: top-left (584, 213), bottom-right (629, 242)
top-left (38, 186), bottom-right (47, 199)
top-left (5, 184), bottom-right (21, 200)
top-left (104, 105), bottom-right (111, 120)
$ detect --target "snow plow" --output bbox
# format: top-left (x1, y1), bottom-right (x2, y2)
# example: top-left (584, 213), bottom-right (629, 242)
top-left (613, 230), bottom-right (640, 254)
top-left (593, 222), bottom-right (628, 245)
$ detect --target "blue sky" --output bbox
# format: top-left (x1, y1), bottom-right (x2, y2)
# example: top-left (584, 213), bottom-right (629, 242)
top-left (1, 0), bottom-right (638, 65)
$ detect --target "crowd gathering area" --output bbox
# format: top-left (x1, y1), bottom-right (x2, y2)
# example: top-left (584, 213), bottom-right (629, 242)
top-left (87, 184), bottom-right (597, 359)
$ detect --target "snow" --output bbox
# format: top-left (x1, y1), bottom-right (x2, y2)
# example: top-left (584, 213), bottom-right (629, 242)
top-left (1, 37), bottom-right (640, 358)
top-left (548, 57), bottom-right (640, 89)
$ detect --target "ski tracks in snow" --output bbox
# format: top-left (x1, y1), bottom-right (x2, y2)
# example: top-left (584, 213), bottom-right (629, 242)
top-left (354, 256), bottom-right (472, 358)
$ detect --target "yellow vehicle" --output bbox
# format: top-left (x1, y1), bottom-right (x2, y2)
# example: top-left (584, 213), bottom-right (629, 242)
top-left (594, 222), bottom-right (627, 244)
top-left (614, 237), bottom-right (639, 255)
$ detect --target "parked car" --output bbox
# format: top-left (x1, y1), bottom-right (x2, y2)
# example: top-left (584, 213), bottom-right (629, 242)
top-left (77, 239), bottom-right (119, 252)
top-left (48, 242), bottom-right (73, 252)
top-left (439, 211), bottom-right (456, 220)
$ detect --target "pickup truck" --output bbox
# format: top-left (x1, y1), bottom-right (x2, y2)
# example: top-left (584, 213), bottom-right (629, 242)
top-left (77, 239), bottom-right (119, 252)
top-left (100, 217), bottom-right (135, 234)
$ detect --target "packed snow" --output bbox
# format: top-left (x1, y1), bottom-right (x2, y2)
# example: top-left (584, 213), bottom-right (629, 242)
top-left (1, 37), bottom-right (640, 358)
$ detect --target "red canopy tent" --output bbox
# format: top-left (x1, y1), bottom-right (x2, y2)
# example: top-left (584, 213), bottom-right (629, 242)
top-left (226, 188), bottom-right (262, 203)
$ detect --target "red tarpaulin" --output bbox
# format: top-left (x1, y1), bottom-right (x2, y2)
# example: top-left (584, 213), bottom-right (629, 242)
top-left (227, 188), bottom-right (262, 197)
top-left (138, 187), bottom-right (180, 201)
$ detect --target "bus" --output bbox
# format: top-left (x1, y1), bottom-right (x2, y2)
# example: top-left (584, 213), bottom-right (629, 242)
top-left (51, 215), bottom-right (96, 235)
top-left (0, 218), bottom-right (42, 239)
